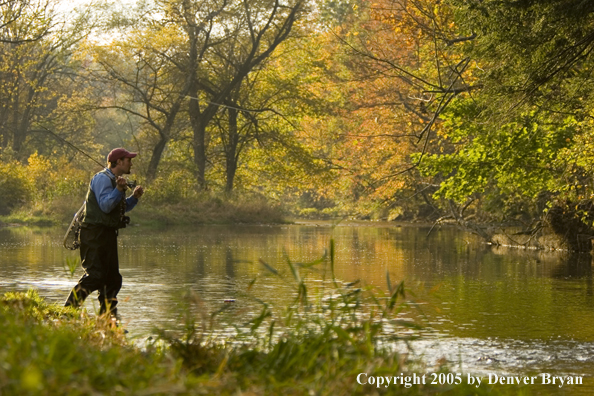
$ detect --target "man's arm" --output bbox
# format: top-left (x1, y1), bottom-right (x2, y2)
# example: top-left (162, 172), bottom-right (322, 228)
top-left (91, 173), bottom-right (126, 213)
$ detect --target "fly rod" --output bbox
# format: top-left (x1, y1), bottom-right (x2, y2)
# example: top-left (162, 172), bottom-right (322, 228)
top-left (40, 126), bottom-right (137, 187)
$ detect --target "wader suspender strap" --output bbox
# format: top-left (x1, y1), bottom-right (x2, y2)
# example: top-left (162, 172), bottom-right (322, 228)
top-left (102, 170), bottom-right (127, 226)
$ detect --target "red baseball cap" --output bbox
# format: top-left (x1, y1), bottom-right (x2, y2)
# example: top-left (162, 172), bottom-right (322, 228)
top-left (107, 148), bottom-right (137, 163)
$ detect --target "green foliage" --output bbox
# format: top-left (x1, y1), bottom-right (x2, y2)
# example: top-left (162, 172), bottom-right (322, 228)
top-left (397, 0), bottom-right (594, 224)
top-left (144, 169), bottom-right (197, 205)
top-left (0, 162), bottom-right (34, 215)
top-left (451, 0), bottom-right (594, 115)
top-left (419, 101), bottom-right (577, 213)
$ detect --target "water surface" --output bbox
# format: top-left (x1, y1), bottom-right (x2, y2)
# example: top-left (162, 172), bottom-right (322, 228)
top-left (1, 221), bottom-right (593, 391)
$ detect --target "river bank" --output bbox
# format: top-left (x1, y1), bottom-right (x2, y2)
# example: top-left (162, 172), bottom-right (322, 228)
top-left (0, 196), bottom-right (288, 227)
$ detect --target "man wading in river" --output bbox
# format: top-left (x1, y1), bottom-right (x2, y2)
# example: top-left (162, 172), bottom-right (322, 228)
top-left (64, 148), bottom-right (144, 321)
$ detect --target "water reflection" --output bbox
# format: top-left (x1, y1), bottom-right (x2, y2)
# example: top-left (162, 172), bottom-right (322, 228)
top-left (550, 252), bottom-right (593, 279)
top-left (1, 222), bottom-right (594, 386)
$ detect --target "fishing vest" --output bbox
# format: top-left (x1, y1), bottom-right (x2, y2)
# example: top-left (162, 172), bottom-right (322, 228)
top-left (81, 170), bottom-right (125, 228)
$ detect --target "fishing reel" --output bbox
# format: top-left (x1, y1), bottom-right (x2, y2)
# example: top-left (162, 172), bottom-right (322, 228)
top-left (119, 215), bottom-right (131, 229)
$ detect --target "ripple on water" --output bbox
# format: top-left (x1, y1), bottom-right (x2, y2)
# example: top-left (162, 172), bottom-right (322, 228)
top-left (393, 336), bottom-right (594, 377)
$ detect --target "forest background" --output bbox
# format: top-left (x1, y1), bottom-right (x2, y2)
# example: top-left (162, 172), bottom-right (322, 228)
top-left (1, 0), bottom-right (594, 234)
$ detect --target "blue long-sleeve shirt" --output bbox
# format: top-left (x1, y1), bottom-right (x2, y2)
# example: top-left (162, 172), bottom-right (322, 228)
top-left (90, 168), bottom-right (138, 213)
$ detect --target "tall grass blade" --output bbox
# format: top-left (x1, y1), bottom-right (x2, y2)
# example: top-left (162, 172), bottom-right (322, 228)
top-left (388, 281), bottom-right (406, 311)
top-left (246, 277), bottom-right (257, 292)
top-left (259, 259), bottom-right (279, 275)
top-left (249, 304), bottom-right (271, 332)
top-left (268, 320), bottom-right (275, 349)
top-left (285, 253), bottom-right (300, 283)
top-left (330, 238), bottom-right (338, 288)
top-left (296, 250), bottom-right (327, 268)
top-left (63, 257), bottom-right (78, 277)
top-left (210, 304), bottom-right (233, 319)
top-left (345, 280), bottom-right (360, 287)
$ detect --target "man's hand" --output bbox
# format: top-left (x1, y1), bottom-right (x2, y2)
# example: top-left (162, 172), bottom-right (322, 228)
top-left (132, 185), bottom-right (144, 199)
top-left (116, 177), bottom-right (128, 192)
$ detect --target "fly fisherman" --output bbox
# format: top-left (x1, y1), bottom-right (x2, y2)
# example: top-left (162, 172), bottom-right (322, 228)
top-left (64, 148), bottom-right (144, 321)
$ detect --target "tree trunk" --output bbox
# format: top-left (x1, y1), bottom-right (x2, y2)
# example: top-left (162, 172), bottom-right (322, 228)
top-left (190, 99), bottom-right (218, 191)
top-left (13, 84), bottom-right (36, 155)
top-left (193, 120), bottom-right (208, 190)
top-left (225, 107), bottom-right (239, 193)
top-left (188, 81), bottom-right (207, 190)
top-left (11, 72), bottom-right (20, 153)
top-left (146, 135), bottom-right (169, 183)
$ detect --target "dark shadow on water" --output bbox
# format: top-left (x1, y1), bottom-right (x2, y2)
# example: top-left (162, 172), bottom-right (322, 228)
top-left (551, 252), bottom-right (593, 280)
top-left (225, 247), bottom-right (235, 280)
top-left (195, 250), bottom-right (205, 279)
top-left (551, 253), bottom-right (594, 303)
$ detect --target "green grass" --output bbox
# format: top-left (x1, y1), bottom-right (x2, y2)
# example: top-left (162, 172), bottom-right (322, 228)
top-left (0, 213), bottom-right (58, 226)
top-left (1, 195), bottom-right (288, 227)
top-left (0, 242), bottom-right (530, 395)
top-left (132, 196), bottom-right (288, 226)
top-left (0, 290), bottom-right (187, 395)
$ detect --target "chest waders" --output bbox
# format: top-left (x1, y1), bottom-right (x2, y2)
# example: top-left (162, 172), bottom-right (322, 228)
top-left (64, 170), bottom-right (128, 317)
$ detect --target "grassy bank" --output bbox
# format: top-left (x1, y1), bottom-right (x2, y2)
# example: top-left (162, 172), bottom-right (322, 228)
top-left (0, 195), bottom-right (287, 227)
top-left (0, 247), bottom-right (526, 396)
top-left (132, 196), bottom-right (287, 226)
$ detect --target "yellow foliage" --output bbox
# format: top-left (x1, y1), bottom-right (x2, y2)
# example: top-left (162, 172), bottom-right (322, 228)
top-left (14, 154), bottom-right (91, 205)
top-left (0, 163), bottom-right (34, 215)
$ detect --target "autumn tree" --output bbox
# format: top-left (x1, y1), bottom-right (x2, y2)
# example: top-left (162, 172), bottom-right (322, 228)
top-left (87, 29), bottom-right (191, 182)
top-left (169, 0), bottom-right (305, 190)
top-left (0, 0), bottom-right (92, 156)
top-left (209, 49), bottom-right (328, 193)
top-left (287, 0), bottom-right (474, 218)
top-left (85, 0), bottom-right (304, 190)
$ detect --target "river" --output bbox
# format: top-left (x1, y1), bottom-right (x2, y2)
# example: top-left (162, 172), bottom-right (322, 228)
top-left (1, 221), bottom-right (593, 392)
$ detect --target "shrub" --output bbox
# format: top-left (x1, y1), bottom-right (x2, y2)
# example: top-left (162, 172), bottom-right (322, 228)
top-left (144, 169), bottom-right (197, 205)
top-left (0, 163), bottom-right (33, 215)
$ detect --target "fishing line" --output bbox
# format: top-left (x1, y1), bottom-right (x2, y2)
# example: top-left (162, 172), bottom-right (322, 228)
top-left (42, 126), bottom-right (138, 188)
top-left (40, 126), bottom-right (105, 169)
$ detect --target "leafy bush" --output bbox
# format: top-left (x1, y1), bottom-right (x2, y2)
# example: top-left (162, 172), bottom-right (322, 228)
top-left (144, 169), bottom-right (197, 205)
top-left (27, 152), bottom-right (89, 201)
top-left (0, 163), bottom-right (33, 215)
top-left (0, 154), bottom-right (90, 220)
